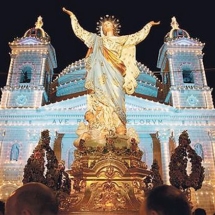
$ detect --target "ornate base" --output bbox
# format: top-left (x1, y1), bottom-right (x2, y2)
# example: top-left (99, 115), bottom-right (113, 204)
top-left (63, 137), bottom-right (150, 212)
top-left (59, 212), bottom-right (139, 215)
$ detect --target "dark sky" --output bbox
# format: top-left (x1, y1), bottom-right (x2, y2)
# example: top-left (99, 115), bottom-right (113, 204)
top-left (1, 1), bottom-right (215, 99)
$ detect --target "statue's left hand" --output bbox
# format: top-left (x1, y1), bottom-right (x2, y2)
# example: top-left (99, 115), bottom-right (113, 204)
top-left (150, 21), bottom-right (160, 26)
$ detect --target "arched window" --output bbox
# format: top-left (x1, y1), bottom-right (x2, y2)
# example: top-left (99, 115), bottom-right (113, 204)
top-left (182, 69), bottom-right (194, 83)
top-left (20, 66), bottom-right (32, 83)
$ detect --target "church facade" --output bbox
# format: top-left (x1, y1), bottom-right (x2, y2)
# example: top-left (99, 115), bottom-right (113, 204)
top-left (0, 16), bottom-right (215, 213)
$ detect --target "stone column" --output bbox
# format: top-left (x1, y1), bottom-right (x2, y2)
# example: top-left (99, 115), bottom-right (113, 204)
top-left (39, 55), bottom-right (46, 86)
top-left (156, 129), bottom-right (172, 184)
top-left (199, 57), bottom-right (207, 87)
top-left (6, 54), bottom-right (15, 86)
top-left (168, 56), bottom-right (175, 86)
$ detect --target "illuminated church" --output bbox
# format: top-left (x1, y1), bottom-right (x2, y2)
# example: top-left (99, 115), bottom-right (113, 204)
top-left (0, 15), bottom-right (215, 214)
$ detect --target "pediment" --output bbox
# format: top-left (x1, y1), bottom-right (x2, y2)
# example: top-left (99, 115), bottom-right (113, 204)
top-left (42, 95), bottom-right (87, 111)
top-left (167, 37), bottom-right (203, 47)
top-left (125, 95), bottom-right (173, 111)
top-left (11, 37), bottom-right (43, 45)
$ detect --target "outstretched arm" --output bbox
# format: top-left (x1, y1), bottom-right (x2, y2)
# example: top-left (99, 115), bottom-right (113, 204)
top-left (62, 7), bottom-right (92, 47)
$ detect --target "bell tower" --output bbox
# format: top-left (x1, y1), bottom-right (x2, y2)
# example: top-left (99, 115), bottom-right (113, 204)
top-left (157, 17), bottom-right (214, 109)
top-left (0, 16), bottom-right (57, 108)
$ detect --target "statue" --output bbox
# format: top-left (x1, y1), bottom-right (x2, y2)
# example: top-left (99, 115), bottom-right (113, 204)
top-left (63, 7), bottom-right (160, 144)
top-left (10, 143), bottom-right (20, 161)
top-left (74, 110), bottom-right (109, 148)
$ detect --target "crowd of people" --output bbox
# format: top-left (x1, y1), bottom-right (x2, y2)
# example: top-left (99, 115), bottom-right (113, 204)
top-left (1, 182), bottom-right (209, 215)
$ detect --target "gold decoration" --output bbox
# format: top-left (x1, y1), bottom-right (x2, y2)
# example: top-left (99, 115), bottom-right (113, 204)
top-left (67, 135), bottom-right (150, 212)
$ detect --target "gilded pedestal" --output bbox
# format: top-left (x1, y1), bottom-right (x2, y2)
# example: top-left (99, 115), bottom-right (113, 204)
top-left (66, 136), bottom-right (150, 212)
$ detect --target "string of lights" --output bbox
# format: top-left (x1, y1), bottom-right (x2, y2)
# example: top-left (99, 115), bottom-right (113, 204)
top-left (0, 68), bottom-right (215, 77)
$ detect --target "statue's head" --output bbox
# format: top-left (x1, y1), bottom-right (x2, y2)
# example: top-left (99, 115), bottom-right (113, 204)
top-left (96, 15), bottom-right (121, 36)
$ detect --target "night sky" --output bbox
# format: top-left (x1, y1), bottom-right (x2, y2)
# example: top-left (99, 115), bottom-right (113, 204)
top-left (1, 1), bottom-right (215, 100)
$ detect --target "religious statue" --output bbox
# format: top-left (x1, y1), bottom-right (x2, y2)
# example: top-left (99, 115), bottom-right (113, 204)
top-left (63, 7), bottom-right (160, 146)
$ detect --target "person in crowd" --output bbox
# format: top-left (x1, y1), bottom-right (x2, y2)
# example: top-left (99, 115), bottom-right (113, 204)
top-left (5, 182), bottom-right (59, 215)
top-left (62, 7), bottom-right (160, 134)
top-left (0, 200), bottom-right (5, 215)
top-left (139, 184), bottom-right (192, 215)
top-left (193, 208), bottom-right (207, 215)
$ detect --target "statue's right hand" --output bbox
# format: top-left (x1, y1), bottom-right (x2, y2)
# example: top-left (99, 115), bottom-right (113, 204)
top-left (62, 7), bottom-right (74, 16)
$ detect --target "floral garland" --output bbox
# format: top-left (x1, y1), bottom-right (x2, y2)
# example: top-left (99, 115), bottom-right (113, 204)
top-left (169, 130), bottom-right (205, 191)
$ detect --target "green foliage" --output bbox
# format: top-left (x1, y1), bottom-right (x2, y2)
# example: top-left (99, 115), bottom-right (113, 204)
top-left (169, 130), bottom-right (205, 191)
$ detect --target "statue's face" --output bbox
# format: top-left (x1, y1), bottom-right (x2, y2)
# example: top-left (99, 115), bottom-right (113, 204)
top-left (85, 111), bottom-right (94, 122)
top-left (102, 21), bottom-right (114, 35)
